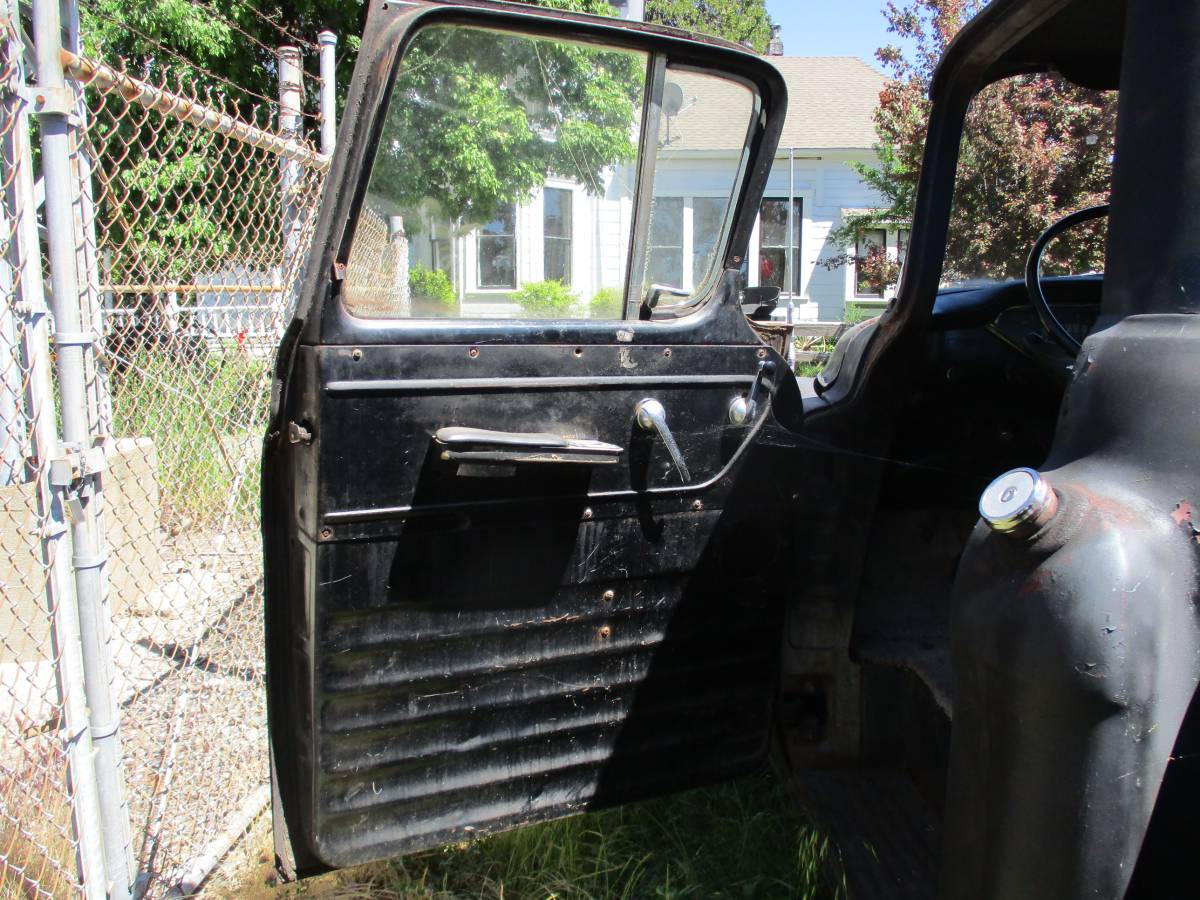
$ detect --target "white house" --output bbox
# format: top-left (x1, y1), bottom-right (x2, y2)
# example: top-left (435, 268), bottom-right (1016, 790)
top-left (402, 48), bottom-right (902, 322)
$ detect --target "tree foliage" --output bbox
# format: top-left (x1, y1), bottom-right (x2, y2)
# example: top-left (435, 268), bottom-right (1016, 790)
top-left (370, 18), bottom-right (644, 230)
top-left (76, 0), bottom-right (771, 283)
top-left (644, 0), bottom-right (774, 52)
top-left (841, 0), bottom-right (1117, 282)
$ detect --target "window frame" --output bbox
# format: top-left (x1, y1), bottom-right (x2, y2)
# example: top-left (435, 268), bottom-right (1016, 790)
top-left (316, 7), bottom-right (786, 339)
top-left (853, 227), bottom-right (889, 299)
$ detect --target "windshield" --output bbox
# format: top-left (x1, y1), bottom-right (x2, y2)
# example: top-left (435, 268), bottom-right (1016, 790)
top-left (940, 74), bottom-right (1116, 287)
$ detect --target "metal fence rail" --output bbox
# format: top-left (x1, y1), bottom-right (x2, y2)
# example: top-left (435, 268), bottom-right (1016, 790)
top-left (0, 1), bottom-right (335, 895)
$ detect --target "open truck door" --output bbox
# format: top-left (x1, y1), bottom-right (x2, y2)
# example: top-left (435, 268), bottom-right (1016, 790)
top-left (261, 0), bottom-right (803, 876)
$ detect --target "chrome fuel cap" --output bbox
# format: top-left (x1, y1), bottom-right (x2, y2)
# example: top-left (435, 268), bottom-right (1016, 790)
top-left (979, 467), bottom-right (1056, 534)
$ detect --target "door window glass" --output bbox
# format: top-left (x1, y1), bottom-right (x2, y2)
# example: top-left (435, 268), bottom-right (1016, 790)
top-left (342, 25), bottom-right (647, 318)
top-left (941, 76), bottom-right (1114, 286)
top-left (691, 198), bottom-right (725, 286)
top-left (638, 67), bottom-right (757, 310)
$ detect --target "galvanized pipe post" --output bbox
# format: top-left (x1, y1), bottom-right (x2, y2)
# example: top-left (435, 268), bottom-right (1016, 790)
top-left (2, 3), bottom-right (110, 895)
top-left (63, 0), bottom-right (113, 445)
top-left (277, 45), bottom-right (303, 296)
top-left (30, 0), bottom-right (133, 896)
top-left (318, 31), bottom-right (337, 156)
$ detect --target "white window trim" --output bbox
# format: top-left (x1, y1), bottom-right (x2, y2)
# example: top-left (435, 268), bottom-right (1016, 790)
top-left (472, 202), bottom-right (520, 293)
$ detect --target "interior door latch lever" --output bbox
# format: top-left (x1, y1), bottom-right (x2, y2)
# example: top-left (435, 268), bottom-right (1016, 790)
top-left (634, 398), bottom-right (690, 483)
top-left (728, 360), bottom-right (774, 425)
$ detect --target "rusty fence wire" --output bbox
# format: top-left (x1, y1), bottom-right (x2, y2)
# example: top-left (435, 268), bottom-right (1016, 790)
top-left (1, 0), bottom-right (333, 895)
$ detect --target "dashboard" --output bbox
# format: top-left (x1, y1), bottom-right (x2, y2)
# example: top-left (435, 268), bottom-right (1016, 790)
top-left (929, 274), bottom-right (1102, 381)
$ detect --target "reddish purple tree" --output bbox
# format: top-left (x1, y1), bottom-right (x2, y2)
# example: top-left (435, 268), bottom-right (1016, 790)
top-left (835, 0), bottom-right (1117, 284)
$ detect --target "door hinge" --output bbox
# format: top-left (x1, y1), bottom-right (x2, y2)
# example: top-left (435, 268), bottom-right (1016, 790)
top-left (288, 421), bottom-right (313, 445)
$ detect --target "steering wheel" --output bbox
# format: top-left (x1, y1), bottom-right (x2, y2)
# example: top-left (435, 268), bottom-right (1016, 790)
top-left (1023, 204), bottom-right (1109, 355)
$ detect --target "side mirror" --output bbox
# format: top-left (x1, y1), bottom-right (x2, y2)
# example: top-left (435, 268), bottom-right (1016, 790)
top-left (740, 285), bottom-right (780, 321)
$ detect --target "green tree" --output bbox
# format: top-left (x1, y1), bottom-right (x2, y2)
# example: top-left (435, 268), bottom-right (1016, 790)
top-left (76, 0), bottom-right (772, 296)
top-left (79, 1), bottom-right (640, 276)
top-left (645, 0), bottom-right (774, 53)
top-left (369, 18), bottom-right (644, 231)
top-left (835, 0), bottom-right (1116, 283)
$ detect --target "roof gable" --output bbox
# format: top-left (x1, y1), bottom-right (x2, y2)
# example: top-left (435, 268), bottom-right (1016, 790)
top-left (664, 56), bottom-right (885, 153)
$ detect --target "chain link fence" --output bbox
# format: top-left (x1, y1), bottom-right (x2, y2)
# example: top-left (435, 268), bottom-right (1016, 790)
top-left (1, 0), bottom-right (332, 895)
top-left (0, 6), bottom-right (93, 895)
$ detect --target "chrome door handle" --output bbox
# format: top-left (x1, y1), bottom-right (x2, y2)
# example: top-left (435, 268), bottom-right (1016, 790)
top-left (634, 398), bottom-right (690, 483)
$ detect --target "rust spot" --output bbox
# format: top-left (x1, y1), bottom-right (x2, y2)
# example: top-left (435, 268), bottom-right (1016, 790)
top-left (598, 625), bottom-right (612, 639)
top-left (1016, 568), bottom-right (1051, 598)
top-left (1070, 485), bottom-right (1144, 528)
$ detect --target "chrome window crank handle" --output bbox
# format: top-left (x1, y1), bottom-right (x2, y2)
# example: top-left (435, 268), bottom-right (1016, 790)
top-left (634, 398), bottom-right (691, 483)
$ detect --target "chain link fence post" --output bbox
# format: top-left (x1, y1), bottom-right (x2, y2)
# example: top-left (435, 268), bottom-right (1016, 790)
top-left (30, 0), bottom-right (133, 896)
top-left (277, 45), bottom-right (303, 308)
top-left (63, 0), bottom-right (115, 450)
top-left (1, 1), bottom-right (109, 894)
top-left (318, 31), bottom-right (337, 156)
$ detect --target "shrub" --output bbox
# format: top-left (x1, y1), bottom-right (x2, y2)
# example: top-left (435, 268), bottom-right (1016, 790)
top-left (511, 280), bottom-right (580, 318)
top-left (408, 264), bottom-right (455, 309)
top-left (588, 286), bottom-right (624, 319)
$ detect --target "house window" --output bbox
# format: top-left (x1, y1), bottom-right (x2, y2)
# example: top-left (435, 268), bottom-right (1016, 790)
top-left (543, 188), bottom-right (572, 284)
top-left (478, 203), bottom-right (516, 289)
top-left (427, 218), bottom-right (452, 277)
top-left (854, 228), bottom-right (888, 296)
top-left (692, 197), bottom-right (725, 287)
top-left (646, 196), bottom-right (684, 288)
top-left (759, 197), bottom-right (802, 294)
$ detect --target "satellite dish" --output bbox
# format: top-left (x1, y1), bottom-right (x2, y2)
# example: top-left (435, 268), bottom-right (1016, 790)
top-left (663, 81), bottom-right (684, 117)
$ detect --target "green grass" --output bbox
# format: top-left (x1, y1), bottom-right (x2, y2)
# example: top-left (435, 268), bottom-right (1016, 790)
top-left (794, 362), bottom-right (825, 378)
top-left (239, 777), bottom-right (841, 900)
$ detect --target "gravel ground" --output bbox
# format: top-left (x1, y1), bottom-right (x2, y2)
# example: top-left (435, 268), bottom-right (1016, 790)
top-left (112, 527), bottom-right (269, 897)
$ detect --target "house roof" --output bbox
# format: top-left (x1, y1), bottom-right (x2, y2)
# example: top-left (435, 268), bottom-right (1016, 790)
top-left (664, 57), bottom-right (885, 153)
